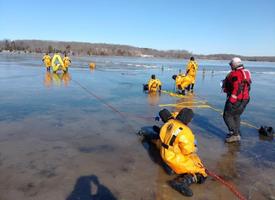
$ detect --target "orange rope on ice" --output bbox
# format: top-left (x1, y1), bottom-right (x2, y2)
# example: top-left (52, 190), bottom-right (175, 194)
top-left (206, 169), bottom-right (247, 200)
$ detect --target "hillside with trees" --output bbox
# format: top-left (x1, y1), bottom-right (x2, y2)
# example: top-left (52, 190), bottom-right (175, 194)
top-left (0, 39), bottom-right (274, 62)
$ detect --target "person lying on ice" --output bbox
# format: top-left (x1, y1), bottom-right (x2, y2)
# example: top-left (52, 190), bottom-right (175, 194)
top-left (139, 108), bottom-right (207, 197)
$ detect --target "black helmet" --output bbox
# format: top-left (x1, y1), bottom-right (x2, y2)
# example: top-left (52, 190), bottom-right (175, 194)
top-left (176, 108), bottom-right (194, 125)
top-left (151, 74), bottom-right (156, 79)
top-left (159, 109), bottom-right (173, 123)
top-left (172, 75), bottom-right (177, 80)
top-left (190, 56), bottom-right (195, 61)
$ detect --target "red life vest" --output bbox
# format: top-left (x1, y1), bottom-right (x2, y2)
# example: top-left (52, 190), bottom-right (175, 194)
top-left (223, 66), bottom-right (251, 103)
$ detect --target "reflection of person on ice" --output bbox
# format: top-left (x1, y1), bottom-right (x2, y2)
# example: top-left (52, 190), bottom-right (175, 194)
top-left (139, 108), bottom-right (207, 197)
top-left (222, 57), bottom-right (251, 143)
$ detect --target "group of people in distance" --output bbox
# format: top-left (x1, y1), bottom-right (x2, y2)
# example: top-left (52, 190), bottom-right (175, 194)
top-left (144, 56), bottom-right (198, 95)
top-left (42, 52), bottom-right (71, 73)
top-left (141, 56), bottom-right (251, 197)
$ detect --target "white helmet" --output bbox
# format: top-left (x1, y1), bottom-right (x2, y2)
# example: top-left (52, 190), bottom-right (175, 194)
top-left (229, 57), bottom-right (242, 68)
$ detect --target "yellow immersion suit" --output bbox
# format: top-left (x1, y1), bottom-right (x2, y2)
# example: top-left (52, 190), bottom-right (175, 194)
top-left (159, 119), bottom-right (207, 177)
top-left (42, 55), bottom-right (51, 69)
top-left (175, 74), bottom-right (192, 90)
top-left (51, 53), bottom-right (65, 72)
top-left (89, 63), bottom-right (96, 69)
top-left (186, 61), bottom-right (198, 84)
top-left (63, 56), bottom-right (71, 68)
top-left (148, 79), bottom-right (162, 92)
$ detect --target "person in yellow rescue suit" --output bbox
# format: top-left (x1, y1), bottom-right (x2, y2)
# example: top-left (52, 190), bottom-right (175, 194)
top-left (185, 56), bottom-right (198, 92)
top-left (63, 53), bottom-right (71, 72)
top-left (172, 73), bottom-right (193, 95)
top-left (42, 53), bottom-right (51, 71)
top-left (143, 74), bottom-right (162, 93)
top-left (138, 108), bottom-right (207, 197)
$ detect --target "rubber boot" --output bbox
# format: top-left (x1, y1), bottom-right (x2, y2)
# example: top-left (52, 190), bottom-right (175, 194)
top-left (194, 173), bottom-right (207, 184)
top-left (162, 162), bottom-right (175, 176)
top-left (225, 132), bottom-right (241, 143)
top-left (186, 85), bottom-right (191, 92)
top-left (178, 90), bottom-right (185, 95)
top-left (169, 174), bottom-right (194, 197)
top-left (190, 84), bottom-right (194, 93)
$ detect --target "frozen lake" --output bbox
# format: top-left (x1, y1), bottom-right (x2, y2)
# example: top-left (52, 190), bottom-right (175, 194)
top-left (0, 53), bottom-right (274, 200)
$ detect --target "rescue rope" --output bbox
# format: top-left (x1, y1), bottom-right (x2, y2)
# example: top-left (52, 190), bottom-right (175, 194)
top-left (72, 79), bottom-right (126, 118)
top-left (72, 80), bottom-right (248, 199)
top-left (159, 104), bottom-right (211, 108)
top-left (206, 169), bottom-right (247, 200)
top-left (72, 79), bottom-right (154, 121)
top-left (161, 90), bottom-right (258, 130)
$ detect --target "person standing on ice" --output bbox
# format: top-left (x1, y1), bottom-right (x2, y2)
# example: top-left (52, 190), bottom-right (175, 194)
top-left (222, 57), bottom-right (252, 143)
top-left (42, 53), bottom-right (52, 71)
top-left (185, 57), bottom-right (198, 92)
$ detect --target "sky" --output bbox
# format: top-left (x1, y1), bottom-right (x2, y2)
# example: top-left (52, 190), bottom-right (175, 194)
top-left (0, 0), bottom-right (275, 56)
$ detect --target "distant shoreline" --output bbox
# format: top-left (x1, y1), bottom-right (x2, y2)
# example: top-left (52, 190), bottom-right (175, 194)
top-left (1, 39), bottom-right (275, 62)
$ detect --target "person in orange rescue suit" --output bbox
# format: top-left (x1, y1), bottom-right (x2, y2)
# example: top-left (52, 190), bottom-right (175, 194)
top-left (143, 74), bottom-right (162, 93)
top-left (185, 56), bottom-right (198, 92)
top-left (42, 53), bottom-right (52, 71)
top-left (222, 57), bottom-right (251, 143)
top-left (138, 108), bottom-right (207, 197)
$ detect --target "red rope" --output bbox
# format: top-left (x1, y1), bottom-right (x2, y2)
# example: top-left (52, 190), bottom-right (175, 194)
top-left (73, 80), bottom-right (247, 200)
top-left (206, 169), bottom-right (247, 200)
top-left (74, 80), bottom-right (155, 121)
top-left (73, 80), bottom-right (126, 118)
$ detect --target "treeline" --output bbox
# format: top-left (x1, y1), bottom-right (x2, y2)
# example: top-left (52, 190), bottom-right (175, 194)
top-left (199, 54), bottom-right (275, 62)
top-left (0, 39), bottom-right (274, 62)
top-left (0, 39), bottom-right (192, 58)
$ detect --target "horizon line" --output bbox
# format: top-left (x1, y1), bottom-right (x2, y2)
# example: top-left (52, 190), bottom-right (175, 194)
top-left (1, 38), bottom-right (274, 58)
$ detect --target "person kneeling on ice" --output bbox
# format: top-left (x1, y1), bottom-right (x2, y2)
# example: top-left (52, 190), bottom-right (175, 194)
top-left (172, 73), bottom-right (192, 95)
top-left (143, 74), bottom-right (162, 92)
top-left (42, 53), bottom-right (52, 71)
top-left (139, 108), bottom-right (207, 197)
